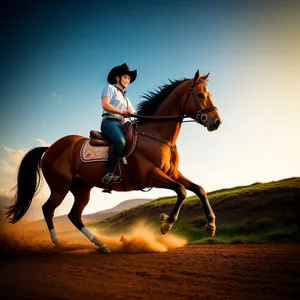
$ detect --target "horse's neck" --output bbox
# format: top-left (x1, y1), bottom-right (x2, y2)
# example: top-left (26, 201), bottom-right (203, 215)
top-left (139, 82), bottom-right (187, 146)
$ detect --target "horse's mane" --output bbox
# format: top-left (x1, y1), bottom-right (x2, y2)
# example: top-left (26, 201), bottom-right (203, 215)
top-left (137, 78), bottom-right (188, 116)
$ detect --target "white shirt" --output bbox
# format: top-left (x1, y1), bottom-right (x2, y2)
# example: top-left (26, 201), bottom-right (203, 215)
top-left (101, 84), bottom-right (136, 120)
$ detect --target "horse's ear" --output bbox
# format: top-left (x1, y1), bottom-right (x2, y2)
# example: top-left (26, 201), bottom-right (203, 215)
top-left (201, 72), bottom-right (210, 81)
top-left (193, 70), bottom-right (200, 83)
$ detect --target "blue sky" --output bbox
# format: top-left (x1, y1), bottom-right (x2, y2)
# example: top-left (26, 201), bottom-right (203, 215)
top-left (0, 0), bottom-right (299, 220)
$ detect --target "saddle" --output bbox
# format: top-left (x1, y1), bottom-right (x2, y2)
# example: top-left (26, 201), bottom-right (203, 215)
top-left (89, 122), bottom-right (136, 157)
top-left (88, 122), bottom-right (137, 193)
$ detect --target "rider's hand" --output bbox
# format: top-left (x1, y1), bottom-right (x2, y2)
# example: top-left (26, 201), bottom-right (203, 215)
top-left (122, 110), bottom-right (130, 118)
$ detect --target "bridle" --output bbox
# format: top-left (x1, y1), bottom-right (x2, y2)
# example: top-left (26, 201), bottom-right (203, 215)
top-left (129, 78), bottom-right (219, 152)
top-left (182, 79), bottom-right (218, 125)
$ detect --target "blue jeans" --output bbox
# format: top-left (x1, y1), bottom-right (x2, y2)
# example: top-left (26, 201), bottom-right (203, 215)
top-left (101, 119), bottom-right (126, 174)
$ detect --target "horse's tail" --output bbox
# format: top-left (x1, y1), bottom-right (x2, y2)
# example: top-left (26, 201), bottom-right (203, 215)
top-left (6, 147), bottom-right (49, 223)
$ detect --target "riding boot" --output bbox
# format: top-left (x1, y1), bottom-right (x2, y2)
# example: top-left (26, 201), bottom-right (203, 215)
top-left (102, 146), bottom-right (122, 184)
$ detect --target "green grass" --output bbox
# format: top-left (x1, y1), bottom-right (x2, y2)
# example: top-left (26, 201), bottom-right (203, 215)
top-left (171, 216), bottom-right (300, 244)
top-left (193, 177), bottom-right (300, 208)
top-left (88, 177), bottom-right (300, 243)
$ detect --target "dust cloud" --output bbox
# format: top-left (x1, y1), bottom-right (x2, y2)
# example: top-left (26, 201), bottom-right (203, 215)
top-left (99, 220), bottom-right (187, 253)
top-left (1, 213), bottom-right (187, 258)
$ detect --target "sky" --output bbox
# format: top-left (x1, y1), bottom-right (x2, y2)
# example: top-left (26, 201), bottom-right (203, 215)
top-left (0, 0), bottom-right (299, 221)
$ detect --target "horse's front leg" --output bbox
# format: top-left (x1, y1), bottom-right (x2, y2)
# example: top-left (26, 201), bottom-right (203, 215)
top-left (173, 171), bottom-right (216, 236)
top-left (151, 167), bottom-right (186, 234)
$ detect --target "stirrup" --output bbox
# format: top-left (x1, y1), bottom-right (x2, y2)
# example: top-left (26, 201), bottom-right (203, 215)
top-left (102, 173), bottom-right (121, 184)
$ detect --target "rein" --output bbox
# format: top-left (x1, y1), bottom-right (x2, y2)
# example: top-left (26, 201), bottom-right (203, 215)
top-left (128, 113), bottom-right (185, 122)
top-left (134, 123), bottom-right (177, 152)
top-left (129, 114), bottom-right (196, 123)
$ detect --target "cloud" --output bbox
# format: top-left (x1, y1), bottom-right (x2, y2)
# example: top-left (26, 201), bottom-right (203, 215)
top-left (36, 138), bottom-right (50, 147)
top-left (51, 92), bottom-right (63, 103)
top-left (51, 92), bottom-right (62, 98)
top-left (0, 160), bottom-right (16, 175)
top-left (2, 146), bottom-right (28, 166)
top-left (0, 139), bottom-right (50, 196)
top-left (0, 146), bottom-right (29, 196)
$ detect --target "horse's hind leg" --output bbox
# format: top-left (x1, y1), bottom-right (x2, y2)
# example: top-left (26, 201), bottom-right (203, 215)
top-left (151, 168), bottom-right (186, 234)
top-left (174, 171), bottom-right (216, 236)
top-left (69, 178), bottom-right (110, 254)
top-left (42, 181), bottom-right (71, 246)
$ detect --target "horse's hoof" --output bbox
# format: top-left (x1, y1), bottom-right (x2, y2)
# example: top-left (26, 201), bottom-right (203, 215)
top-left (159, 213), bottom-right (169, 222)
top-left (160, 222), bottom-right (173, 235)
top-left (98, 245), bottom-right (111, 254)
top-left (52, 240), bottom-right (60, 247)
top-left (204, 224), bottom-right (216, 237)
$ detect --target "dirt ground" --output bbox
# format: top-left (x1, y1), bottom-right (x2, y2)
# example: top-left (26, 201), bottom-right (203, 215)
top-left (1, 244), bottom-right (300, 300)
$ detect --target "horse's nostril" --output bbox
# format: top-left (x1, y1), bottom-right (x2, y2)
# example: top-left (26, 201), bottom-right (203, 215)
top-left (215, 119), bottom-right (220, 126)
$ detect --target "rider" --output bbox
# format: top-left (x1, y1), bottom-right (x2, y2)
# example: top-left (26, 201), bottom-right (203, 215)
top-left (101, 63), bottom-right (137, 184)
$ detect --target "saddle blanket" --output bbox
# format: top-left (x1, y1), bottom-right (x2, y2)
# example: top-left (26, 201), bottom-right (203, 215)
top-left (80, 139), bottom-right (109, 162)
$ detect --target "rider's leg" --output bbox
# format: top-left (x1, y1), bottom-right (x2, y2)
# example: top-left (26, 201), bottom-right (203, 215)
top-left (101, 119), bottom-right (126, 183)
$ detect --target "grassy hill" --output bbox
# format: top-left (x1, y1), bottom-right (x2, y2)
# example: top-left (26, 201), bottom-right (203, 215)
top-left (89, 177), bottom-right (300, 243)
top-left (83, 198), bottom-right (153, 220)
top-left (22, 198), bottom-right (153, 234)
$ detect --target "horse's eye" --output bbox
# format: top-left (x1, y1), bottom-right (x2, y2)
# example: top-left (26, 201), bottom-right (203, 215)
top-left (198, 92), bottom-right (205, 99)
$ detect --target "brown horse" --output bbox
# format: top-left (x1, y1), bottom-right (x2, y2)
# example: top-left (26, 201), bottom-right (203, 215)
top-left (6, 70), bottom-right (222, 253)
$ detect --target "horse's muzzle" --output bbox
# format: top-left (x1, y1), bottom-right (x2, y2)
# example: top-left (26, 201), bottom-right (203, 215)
top-left (205, 118), bottom-right (222, 131)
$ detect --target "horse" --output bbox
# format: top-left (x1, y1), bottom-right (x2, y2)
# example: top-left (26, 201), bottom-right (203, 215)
top-left (6, 70), bottom-right (222, 253)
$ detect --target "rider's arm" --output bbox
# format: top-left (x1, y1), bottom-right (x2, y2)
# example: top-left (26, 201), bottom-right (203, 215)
top-left (127, 99), bottom-right (136, 115)
top-left (102, 96), bottom-right (126, 116)
top-left (128, 104), bottom-right (136, 115)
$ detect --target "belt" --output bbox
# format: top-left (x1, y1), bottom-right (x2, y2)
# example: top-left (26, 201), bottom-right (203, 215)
top-left (102, 116), bottom-right (122, 122)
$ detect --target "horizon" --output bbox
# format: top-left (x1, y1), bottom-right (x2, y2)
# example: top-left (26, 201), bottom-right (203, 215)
top-left (2, 176), bottom-right (297, 223)
top-left (1, 0), bottom-right (299, 221)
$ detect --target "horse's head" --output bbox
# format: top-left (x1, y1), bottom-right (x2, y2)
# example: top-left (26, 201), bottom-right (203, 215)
top-left (182, 70), bottom-right (222, 131)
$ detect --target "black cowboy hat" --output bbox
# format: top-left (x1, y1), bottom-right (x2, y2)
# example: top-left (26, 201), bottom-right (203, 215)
top-left (107, 63), bottom-right (137, 84)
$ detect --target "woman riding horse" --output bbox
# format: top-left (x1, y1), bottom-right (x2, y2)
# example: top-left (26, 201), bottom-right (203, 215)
top-left (101, 63), bottom-right (137, 184)
top-left (6, 69), bottom-right (222, 254)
